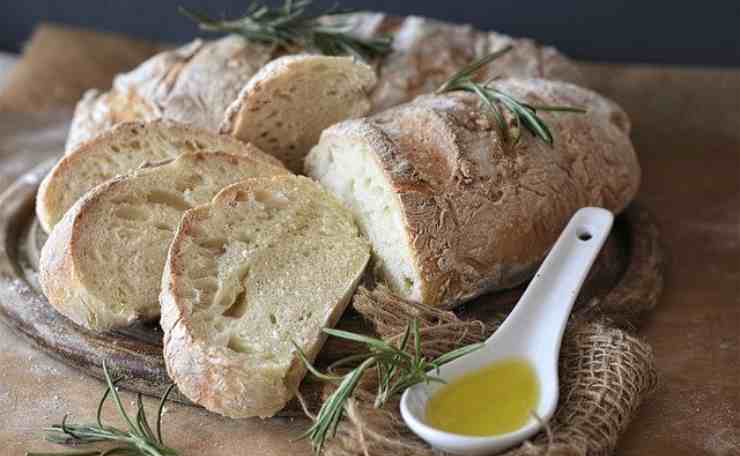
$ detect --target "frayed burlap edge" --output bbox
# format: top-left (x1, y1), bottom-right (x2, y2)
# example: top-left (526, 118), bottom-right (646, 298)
top-left (317, 286), bottom-right (658, 456)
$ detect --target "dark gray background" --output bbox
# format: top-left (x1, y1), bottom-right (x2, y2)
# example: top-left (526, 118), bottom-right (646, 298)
top-left (1, 0), bottom-right (738, 66)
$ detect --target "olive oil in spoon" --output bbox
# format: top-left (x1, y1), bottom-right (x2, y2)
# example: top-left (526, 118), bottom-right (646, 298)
top-left (425, 358), bottom-right (539, 436)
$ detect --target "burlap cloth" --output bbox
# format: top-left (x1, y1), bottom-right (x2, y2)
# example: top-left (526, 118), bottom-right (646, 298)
top-left (0, 23), bottom-right (660, 456)
top-left (313, 286), bottom-right (658, 456)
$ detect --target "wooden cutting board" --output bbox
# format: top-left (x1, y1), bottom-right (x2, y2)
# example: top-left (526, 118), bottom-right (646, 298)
top-left (0, 24), bottom-right (738, 456)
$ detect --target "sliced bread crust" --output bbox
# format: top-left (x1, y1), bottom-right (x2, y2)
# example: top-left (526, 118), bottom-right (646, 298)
top-left (39, 152), bottom-right (288, 332)
top-left (161, 175), bottom-right (370, 418)
top-left (37, 120), bottom-right (284, 233)
top-left (306, 79), bottom-right (639, 308)
top-left (219, 54), bottom-right (377, 172)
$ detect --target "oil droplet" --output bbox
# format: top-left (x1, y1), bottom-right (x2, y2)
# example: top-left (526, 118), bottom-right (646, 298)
top-left (425, 358), bottom-right (539, 436)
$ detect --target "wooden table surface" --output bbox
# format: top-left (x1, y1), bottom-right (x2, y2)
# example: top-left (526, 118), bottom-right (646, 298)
top-left (0, 26), bottom-right (738, 456)
top-left (582, 63), bottom-right (740, 456)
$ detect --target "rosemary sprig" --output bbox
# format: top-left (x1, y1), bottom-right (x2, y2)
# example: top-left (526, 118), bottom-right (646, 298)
top-left (26, 361), bottom-right (178, 456)
top-left (436, 46), bottom-right (586, 146)
top-left (180, 0), bottom-right (392, 61)
top-left (294, 320), bottom-right (483, 453)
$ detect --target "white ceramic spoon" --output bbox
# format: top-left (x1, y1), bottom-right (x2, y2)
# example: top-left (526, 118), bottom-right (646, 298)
top-left (400, 207), bottom-right (614, 455)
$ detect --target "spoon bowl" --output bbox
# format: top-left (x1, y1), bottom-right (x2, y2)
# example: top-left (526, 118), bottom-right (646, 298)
top-left (401, 207), bottom-right (614, 455)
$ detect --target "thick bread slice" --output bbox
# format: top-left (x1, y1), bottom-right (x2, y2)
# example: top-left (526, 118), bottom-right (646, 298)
top-left (306, 78), bottom-right (640, 307)
top-left (161, 175), bottom-right (370, 418)
top-left (39, 152), bottom-right (288, 332)
top-left (65, 36), bottom-right (273, 152)
top-left (220, 55), bottom-right (377, 172)
top-left (37, 120), bottom-right (284, 233)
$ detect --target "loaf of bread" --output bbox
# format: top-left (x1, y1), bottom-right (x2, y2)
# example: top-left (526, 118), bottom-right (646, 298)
top-left (161, 175), bottom-right (370, 418)
top-left (37, 120), bottom-right (283, 233)
top-left (65, 14), bottom-right (584, 157)
top-left (39, 152), bottom-right (288, 331)
top-left (306, 79), bottom-right (640, 307)
top-left (66, 36), bottom-right (274, 152)
top-left (219, 55), bottom-right (377, 172)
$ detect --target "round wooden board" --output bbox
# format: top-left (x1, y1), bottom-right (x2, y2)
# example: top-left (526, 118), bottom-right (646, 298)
top-left (0, 159), bottom-right (664, 415)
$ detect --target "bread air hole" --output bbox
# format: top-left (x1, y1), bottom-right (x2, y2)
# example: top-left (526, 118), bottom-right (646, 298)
top-left (193, 277), bottom-right (218, 294)
top-left (223, 288), bottom-right (249, 319)
top-left (196, 237), bottom-right (227, 253)
top-left (235, 233), bottom-right (252, 244)
top-left (114, 205), bottom-right (150, 222)
top-left (146, 190), bottom-right (192, 211)
top-left (227, 336), bottom-right (250, 354)
top-left (183, 139), bottom-right (206, 151)
top-left (174, 174), bottom-right (204, 192)
top-left (253, 190), bottom-right (290, 208)
top-left (274, 92), bottom-right (292, 102)
top-left (154, 223), bottom-right (173, 232)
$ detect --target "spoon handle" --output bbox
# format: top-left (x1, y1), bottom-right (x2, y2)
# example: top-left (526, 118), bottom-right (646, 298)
top-left (487, 207), bottom-right (614, 358)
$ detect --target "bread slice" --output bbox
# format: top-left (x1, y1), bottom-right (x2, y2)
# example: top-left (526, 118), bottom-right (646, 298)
top-left (219, 55), bottom-right (377, 172)
top-left (306, 79), bottom-right (640, 307)
top-left (161, 175), bottom-right (370, 418)
top-left (39, 152), bottom-right (288, 332)
top-left (37, 120), bottom-right (284, 233)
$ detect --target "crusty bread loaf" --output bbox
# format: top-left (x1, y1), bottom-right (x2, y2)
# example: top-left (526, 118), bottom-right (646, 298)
top-left (364, 15), bottom-right (587, 112)
top-left (39, 152), bottom-right (288, 331)
top-left (306, 79), bottom-right (640, 307)
top-left (65, 14), bottom-right (584, 156)
top-left (38, 120), bottom-right (284, 233)
top-left (161, 175), bottom-right (370, 418)
top-left (66, 36), bottom-right (273, 152)
top-left (219, 55), bottom-right (376, 172)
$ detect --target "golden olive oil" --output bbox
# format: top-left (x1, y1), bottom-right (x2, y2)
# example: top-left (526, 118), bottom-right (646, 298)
top-left (425, 358), bottom-right (539, 436)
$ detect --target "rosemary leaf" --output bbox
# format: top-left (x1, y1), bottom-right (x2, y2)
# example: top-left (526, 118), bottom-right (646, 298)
top-left (155, 384), bottom-right (176, 446)
top-left (295, 320), bottom-right (481, 453)
top-left (436, 47), bottom-right (586, 146)
top-left (25, 361), bottom-right (178, 456)
top-left (180, 0), bottom-right (392, 61)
